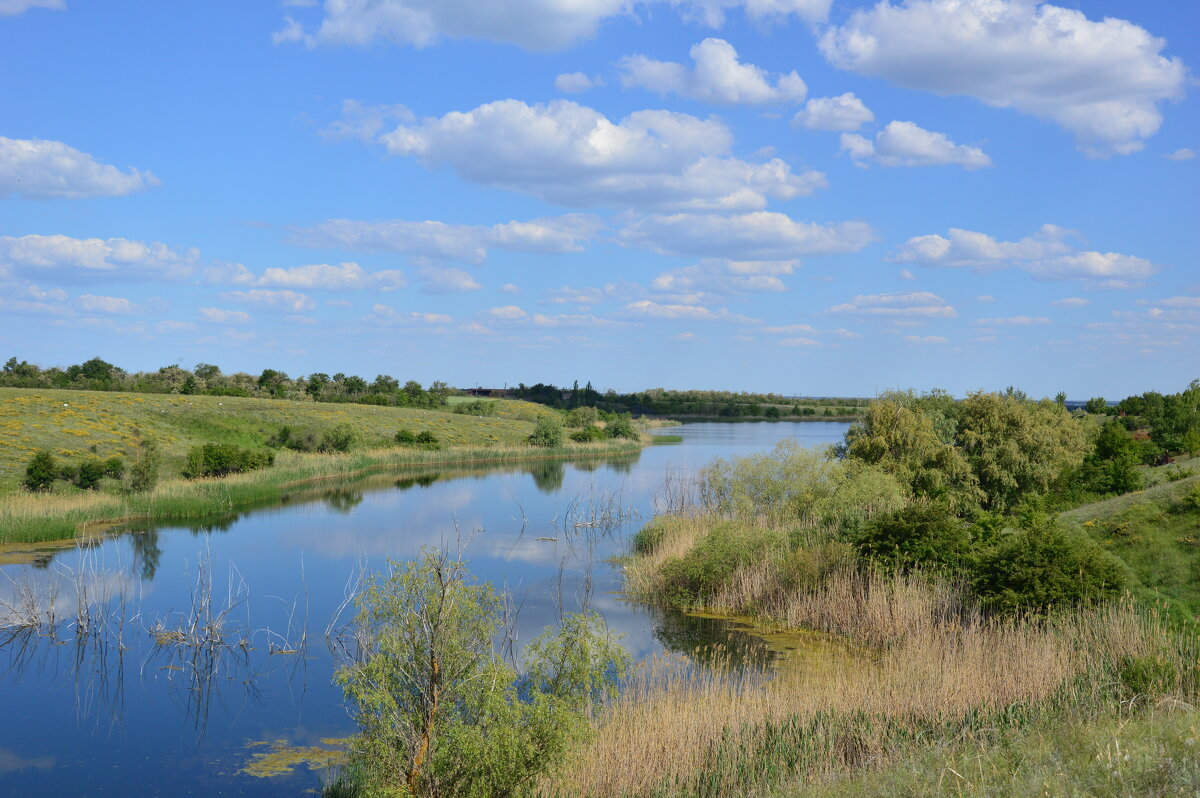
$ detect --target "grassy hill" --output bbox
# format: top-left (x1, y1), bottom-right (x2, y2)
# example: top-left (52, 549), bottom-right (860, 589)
top-left (0, 388), bottom-right (556, 494)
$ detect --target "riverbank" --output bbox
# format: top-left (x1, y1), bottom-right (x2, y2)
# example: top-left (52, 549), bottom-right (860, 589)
top-left (0, 439), bottom-right (645, 545)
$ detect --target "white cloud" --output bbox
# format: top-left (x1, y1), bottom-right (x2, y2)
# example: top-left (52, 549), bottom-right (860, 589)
top-left (78, 294), bottom-right (139, 314)
top-left (0, 0), bottom-right (63, 16)
top-left (976, 316), bottom-right (1051, 326)
top-left (622, 299), bottom-right (756, 322)
top-left (369, 304), bottom-right (454, 325)
top-left (555, 72), bottom-right (603, 93)
top-left (651, 257), bottom-right (798, 295)
top-left (671, 331), bottom-right (698, 341)
top-left (904, 335), bottom-right (948, 344)
top-left (486, 305), bottom-right (528, 320)
top-left (547, 285), bottom-right (607, 306)
top-left (418, 266), bottom-right (481, 294)
top-left (619, 38), bottom-right (806, 105)
top-left (820, 0), bottom-right (1188, 157)
top-left (976, 295), bottom-right (995, 303)
top-left (292, 214), bottom-right (600, 262)
top-left (275, 0), bottom-right (829, 52)
top-left (500, 283), bottom-right (520, 294)
top-left (793, 92), bottom-right (874, 131)
top-left (0, 137), bottom-right (158, 199)
top-left (898, 268), bottom-right (915, 280)
top-left (779, 336), bottom-right (821, 347)
top-left (828, 291), bottom-right (957, 318)
top-left (617, 211), bottom-right (873, 259)
top-left (840, 121), bottom-right (991, 169)
top-left (892, 224), bottom-right (1157, 284)
top-left (222, 289), bottom-right (315, 312)
top-left (377, 99), bottom-right (826, 210)
top-left (1051, 297), bottom-right (1090, 308)
top-left (1154, 296), bottom-right (1200, 308)
top-left (0, 234), bottom-right (197, 282)
top-left (254, 261), bottom-right (407, 290)
top-left (199, 307), bottom-right (252, 324)
top-left (1165, 148), bottom-right (1195, 161)
top-left (320, 99), bottom-right (415, 141)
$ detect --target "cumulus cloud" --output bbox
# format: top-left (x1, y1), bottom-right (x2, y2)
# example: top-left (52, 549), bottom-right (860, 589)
top-left (1153, 296), bottom-right (1200, 309)
top-left (376, 99), bottom-right (826, 210)
top-left (1165, 148), bottom-right (1195, 161)
top-left (820, 0), bottom-right (1188, 157)
top-left (222, 289), bottom-right (315, 312)
top-left (275, 0), bottom-right (829, 52)
top-left (555, 72), bottom-right (603, 93)
top-left (78, 294), bottom-right (139, 314)
top-left (418, 266), bottom-right (482, 294)
top-left (0, 137), bottom-right (158, 200)
top-left (840, 121), bottom-right (991, 169)
top-left (369, 304), bottom-right (454, 325)
top-left (291, 214), bottom-right (600, 262)
top-left (892, 223), bottom-right (1157, 284)
top-left (486, 305), bottom-right (528, 320)
top-left (792, 92), bottom-right (874, 131)
top-left (0, 0), bottom-right (63, 17)
top-left (622, 299), bottom-right (757, 323)
top-left (320, 99), bottom-right (415, 141)
top-left (619, 38), bottom-right (806, 105)
top-left (828, 291), bottom-right (957, 318)
top-left (547, 286), bottom-right (607, 306)
top-left (976, 315), bottom-right (1051, 326)
top-left (1051, 297), bottom-right (1090, 308)
top-left (617, 211), bottom-right (873, 259)
top-left (0, 234), bottom-right (197, 282)
top-left (254, 261), bottom-right (407, 290)
top-left (651, 257), bottom-right (798, 295)
top-left (199, 307), bottom-right (252, 324)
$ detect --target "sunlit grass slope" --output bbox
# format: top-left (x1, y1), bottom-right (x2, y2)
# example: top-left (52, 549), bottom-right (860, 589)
top-left (0, 387), bottom-right (554, 494)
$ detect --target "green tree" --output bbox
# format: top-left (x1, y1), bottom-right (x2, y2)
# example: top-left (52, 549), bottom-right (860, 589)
top-left (23, 450), bottom-right (57, 492)
top-left (335, 550), bottom-right (628, 797)
top-left (320, 423), bottom-right (359, 453)
top-left (128, 438), bottom-right (161, 493)
top-left (853, 502), bottom-right (974, 575)
top-left (528, 415), bottom-right (565, 447)
top-left (1085, 396), bottom-right (1108, 415)
top-left (257, 368), bottom-right (290, 398)
top-left (604, 414), bottom-right (639, 440)
top-left (564, 406), bottom-right (600, 428)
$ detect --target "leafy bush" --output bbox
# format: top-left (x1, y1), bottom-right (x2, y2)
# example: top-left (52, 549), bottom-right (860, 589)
top-left (569, 425), bottom-right (606, 443)
top-left (128, 438), bottom-right (160, 493)
top-left (658, 524), bottom-right (788, 609)
top-left (74, 458), bottom-right (107, 490)
top-left (268, 425), bottom-right (318, 452)
top-left (22, 450), bottom-right (57, 492)
top-left (320, 423), bottom-right (359, 453)
top-left (394, 428), bottom-right (417, 445)
top-left (183, 443), bottom-right (274, 478)
top-left (1117, 655), bottom-right (1179, 699)
top-left (415, 431), bottom-right (439, 446)
top-left (853, 503), bottom-right (974, 575)
top-left (972, 520), bottom-right (1127, 613)
top-left (565, 406), bottom-right (600, 428)
top-left (452, 399), bottom-right (497, 417)
top-left (527, 415), bottom-right (565, 448)
top-left (102, 456), bottom-right (125, 479)
top-left (605, 414), bottom-right (639, 440)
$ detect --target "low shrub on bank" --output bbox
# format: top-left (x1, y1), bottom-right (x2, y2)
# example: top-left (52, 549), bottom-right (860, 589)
top-left (393, 429), bottom-right (440, 449)
top-left (528, 415), bottom-right (565, 447)
top-left (658, 524), bottom-right (788, 610)
top-left (319, 423), bottom-right (358, 453)
top-left (569, 425), bottom-right (606, 443)
top-left (182, 443), bottom-right (274, 478)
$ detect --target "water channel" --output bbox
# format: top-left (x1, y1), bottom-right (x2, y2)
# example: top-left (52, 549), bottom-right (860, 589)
top-left (0, 421), bottom-right (849, 797)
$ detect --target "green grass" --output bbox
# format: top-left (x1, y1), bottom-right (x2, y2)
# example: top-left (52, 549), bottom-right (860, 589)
top-left (0, 387), bottom-right (557, 494)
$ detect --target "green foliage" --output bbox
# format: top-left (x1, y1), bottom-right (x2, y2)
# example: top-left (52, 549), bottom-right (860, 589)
top-left (183, 443), bottom-right (274, 478)
top-left (73, 457), bottom-right (107, 490)
top-left (22, 450), bottom-right (57, 492)
top-left (334, 550), bottom-right (628, 798)
top-left (102, 456), bottom-right (125, 480)
top-left (1117, 655), bottom-right (1179, 699)
top-left (972, 519), bottom-right (1126, 613)
top-left (320, 423), bottom-right (359, 453)
top-left (569, 425), bottom-right (605, 443)
top-left (415, 431), bottom-right (439, 446)
top-left (268, 424), bottom-right (318, 452)
top-left (853, 503), bottom-right (974, 575)
top-left (394, 428), bottom-right (417, 445)
top-left (527, 415), bottom-right (565, 448)
top-left (128, 438), bottom-right (160, 493)
top-left (604, 414), bottom-right (639, 440)
top-left (452, 400), bottom-right (498, 417)
top-left (564, 406), bottom-right (600, 428)
top-left (658, 524), bottom-right (788, 609)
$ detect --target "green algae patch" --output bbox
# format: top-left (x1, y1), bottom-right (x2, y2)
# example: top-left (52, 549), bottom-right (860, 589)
top-left (240, 738), bottom-right (351, 778)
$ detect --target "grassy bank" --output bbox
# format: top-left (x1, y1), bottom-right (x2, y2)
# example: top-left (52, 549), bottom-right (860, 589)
top-left (0, 387), bottom-right (557, 494)
top-left (0, 439), bottom-right (643, 544)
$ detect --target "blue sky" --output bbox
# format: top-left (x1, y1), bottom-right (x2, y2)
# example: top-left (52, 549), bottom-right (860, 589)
top-left (1, 0), bottom-right (1196, 398)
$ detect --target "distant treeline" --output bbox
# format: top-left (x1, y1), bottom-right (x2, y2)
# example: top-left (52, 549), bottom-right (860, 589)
top-left (509, 381), bottom-right (870, 419)
top-left (1, 356), bottom-right (450, 409)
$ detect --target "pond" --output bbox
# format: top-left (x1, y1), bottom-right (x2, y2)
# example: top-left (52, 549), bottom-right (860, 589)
top-left (0, 421), bottom-right (849, 797)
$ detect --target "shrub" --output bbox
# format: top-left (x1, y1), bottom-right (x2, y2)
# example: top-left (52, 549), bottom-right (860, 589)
top-left (268, 425), bottom-right (317, 452)
top-left (565, 406), bottom-right (600, 428)
top-left (853, 503), bottom-right (974, 575)
top-left (183, 443), bottom-right (274, 478)
top-left (528, 415), bottom-right (565, 448)
top-left (394, 428), bottom-right (417, 445)
top-left (415, 431), bottom-right (439, 446)
top-left (102, 456), bottom-right (125, 480)
top-left (569, 425), bottom-right (606, 443)
top-left (320, 423), bottom-right (358, 453)
top-left (605, 414), bottom-right (639, 440)
top-left (658, 524), bottom-right (788, 609)
top-left (22, 450), bottom-right (57, 492)
top-left (452, 399), bottom-right (496, 417)
top-left (972, 521), bottom-right (1127, 613)
top-left (74, 458), bottom-right (107, 490)
top-left (1117, 655), bottom-right (1179, 699)
top-left (128, 438), bottom-right (160, 493)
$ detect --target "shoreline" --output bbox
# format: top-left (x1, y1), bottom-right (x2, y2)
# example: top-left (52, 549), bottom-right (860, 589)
top-left (0, 439), bottom-right (646, 547)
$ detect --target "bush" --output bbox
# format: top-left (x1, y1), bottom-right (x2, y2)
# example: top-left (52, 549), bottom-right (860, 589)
top-left (972, 520), bottom-right (1127, 613)
top-left (605, 414), bottom-right (639, 440)
top-left (394, 428), bottom-right (417, 445)
top-left (658, 524), bottom-right (787, 609)
top-left (183, 443), bottom-right (274, 478)
top-left (128, 438), bottom-right (160, 493)
top-left (527, 415), bottom-right (565, 448)
top-left (569, 425), bottom-right (606, 443)
top-left (415, 431), bottom-right (438, 446)
top-left (1117, 655), bottom-right (1179, 699)
top-left (452, 399), bottom-right (497, 417)
top-left (102, 456), bottom-right (125, 480)
top-left (853, 503), bottom-right (974, 575)
top-left (74, 458), bottom-right (107, 490)
top-left (268, 425), bottom-right (317, 452)
top-left (22, 450), bottom-right (57, 492)
top-left (320, 423), bottom-right (358, 453)
top-left (565, 406), bottom-right (600, 428)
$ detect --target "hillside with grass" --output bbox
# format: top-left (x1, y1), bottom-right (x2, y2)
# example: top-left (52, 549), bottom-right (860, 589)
top-left (0, 387), bottom-right (557, 494)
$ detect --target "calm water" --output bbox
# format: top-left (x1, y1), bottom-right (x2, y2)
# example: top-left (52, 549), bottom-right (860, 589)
top-left (0, 421), bottom-right (848, 797)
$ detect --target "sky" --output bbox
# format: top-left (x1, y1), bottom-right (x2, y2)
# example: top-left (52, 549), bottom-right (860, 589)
top-left (0, 0), bottom-right (1196, 399)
